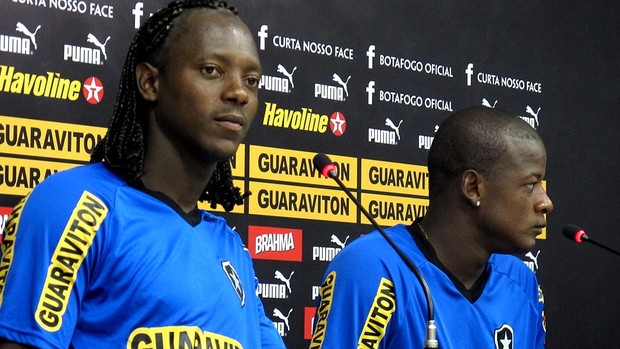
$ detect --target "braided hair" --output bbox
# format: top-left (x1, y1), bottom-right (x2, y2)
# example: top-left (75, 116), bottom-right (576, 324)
top-left (90, 0), bottom-right (247, 211)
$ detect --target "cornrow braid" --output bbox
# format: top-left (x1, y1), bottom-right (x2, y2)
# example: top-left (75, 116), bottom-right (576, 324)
top-left (91, 0), bottom-right (247, 212)
top-left (201, 160), bottom-right (250, 212)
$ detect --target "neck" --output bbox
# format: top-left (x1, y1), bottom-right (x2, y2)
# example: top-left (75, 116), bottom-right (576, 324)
top-left (421, 210), bottom-right (490, 290)
top-left (141, 151), bottom-right (217, 213)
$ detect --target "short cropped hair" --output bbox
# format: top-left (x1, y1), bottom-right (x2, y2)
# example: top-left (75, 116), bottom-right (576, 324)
top-left (427, 106), bottom-right (542, 197)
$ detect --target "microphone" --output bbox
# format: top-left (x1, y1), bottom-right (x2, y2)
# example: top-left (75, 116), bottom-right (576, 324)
top-left (562, 224), bottom-right (620, 257)
top-left (313, 153), bottom-right (439, 349)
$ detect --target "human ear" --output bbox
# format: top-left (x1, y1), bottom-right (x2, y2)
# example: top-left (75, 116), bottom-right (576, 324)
top-left (462, 169), bottom-right (482, 208)
top-left (135, 62), bottom-right (159, 102)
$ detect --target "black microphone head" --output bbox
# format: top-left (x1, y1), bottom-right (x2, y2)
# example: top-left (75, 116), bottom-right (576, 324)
top-left (562, 224), bottom-right (588, 243)
top-left (313, 153), bottom-right (337, 178)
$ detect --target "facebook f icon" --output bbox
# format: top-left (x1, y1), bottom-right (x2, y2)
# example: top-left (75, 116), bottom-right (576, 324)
top-left (367, 45), bottom-right (376, 69)
top-left (465, 63), bottom-right (474, 86)
top-left (258, 25), bottom-right (269, 51)
top-left (132, 2), bottom-right (144, 29)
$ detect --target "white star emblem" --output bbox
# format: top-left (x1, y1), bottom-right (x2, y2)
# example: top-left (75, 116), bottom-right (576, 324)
top-left (83, 77), bottom-right (103, 102)
top-left (330, 112), bottom-right (346, 135)
top-left (500, 332), bottom-right (511, 349)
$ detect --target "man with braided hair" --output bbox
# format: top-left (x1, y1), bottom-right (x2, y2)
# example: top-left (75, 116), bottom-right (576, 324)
top-left (0, 1), bottom-right (286, 348)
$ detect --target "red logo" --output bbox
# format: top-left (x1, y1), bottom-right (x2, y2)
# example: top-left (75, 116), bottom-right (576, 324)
top-left (1, 206), bottom-right (14, 244)
top-left (82, 76), bottom-right (104, 104)
top-left (329, 112), bottom-right (346, 136)
top-left (248, 225), bottom-right (303, 262)
top-left (304, 307), bottom-right (317, 339)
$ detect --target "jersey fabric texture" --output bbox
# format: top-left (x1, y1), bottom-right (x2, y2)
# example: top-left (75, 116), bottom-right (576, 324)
top-left (0, 163), bottom-right (285, 349)
top-left (310, 222), bottom-right (545, 349)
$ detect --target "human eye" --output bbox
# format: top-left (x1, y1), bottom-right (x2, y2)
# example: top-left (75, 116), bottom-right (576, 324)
top-left (201, 65), bottom-right (222, 78)
top-left (246, 75), bottom-right (260, 87)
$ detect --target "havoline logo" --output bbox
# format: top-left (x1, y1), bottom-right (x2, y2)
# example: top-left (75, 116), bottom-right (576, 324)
top-left (262, 102), bottom-right (330, 134)
top-left (0, 65), bottom-right (82, 101)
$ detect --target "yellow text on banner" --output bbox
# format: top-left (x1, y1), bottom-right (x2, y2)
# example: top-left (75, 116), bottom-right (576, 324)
top-left (249, 181), bottom-right (355, 223)
top-left (360, 192), bottom-right (428, 227)
top-left (361, 158), bottom-right (428, 197)
top-left (249, 145), bottom-right (358, 189)
top-left (0, 157), bottom-right (76, 196)
top-left (0, 115), bottom-right (106, 161)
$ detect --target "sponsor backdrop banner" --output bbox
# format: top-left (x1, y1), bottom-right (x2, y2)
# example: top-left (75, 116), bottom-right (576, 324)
top-left (1, 1), bottom-right (619, 347)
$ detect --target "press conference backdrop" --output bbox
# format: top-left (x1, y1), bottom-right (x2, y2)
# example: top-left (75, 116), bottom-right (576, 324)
top-left (1, 0), bottom-right (619, 347)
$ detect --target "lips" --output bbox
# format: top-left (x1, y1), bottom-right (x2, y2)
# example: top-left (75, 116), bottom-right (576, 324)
top-left (214, 113), bottom-right (246, 132)
top-left (532, 225), bottom-right (546, 236)
top-left (215, 114), bottom-right (245, 127)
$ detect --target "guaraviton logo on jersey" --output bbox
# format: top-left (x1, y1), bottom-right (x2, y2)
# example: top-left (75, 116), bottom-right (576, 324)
top-left (221, 260), bottom-right (245, 307)
top-left (0, 198), bottom-right (27, 305)
top-left (127, 326), bottom-right (242, 349)
top-left (309, 271), bottom-right (336, 348)
top-left (358, 278), bottom-right (396, 349)
top-left (248, 225), bottom-right (302, 262)
top-left (36, 191), bottom-right (108, 332)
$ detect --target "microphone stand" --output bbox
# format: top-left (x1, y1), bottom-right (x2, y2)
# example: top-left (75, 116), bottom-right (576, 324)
top-left (583, 237), bottom-right (620, 257)
top-left (323, 163), bottom-right (439, 349)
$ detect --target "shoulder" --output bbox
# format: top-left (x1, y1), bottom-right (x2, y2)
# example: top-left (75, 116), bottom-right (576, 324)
top-left (326, 224), bottom-right (413, 277)
top-left (31, 163), bottom-right (123, 195)
top-left (200, 210), bottom-right (246, 248)
top-left (488, 253), bottom-right (539, 288)
top-left (489, 253), bottom-right (532, 272)
top-left (22, 163), bottom-right (125, 217)
top-left (334, 224), bottom-right (404, 256)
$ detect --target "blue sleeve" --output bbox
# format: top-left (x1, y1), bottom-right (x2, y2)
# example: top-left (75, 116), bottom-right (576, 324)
top-left (517, 259), bottom-right (546, 349)
top-left (535, 281), bottom-right (546, 348)
top-left (257, 280), bottom-right (286, 349)
top-left (254, 276), bottom-right (287, 348)
top-left (309, 236), bottom-right (401, 349)
top-left (0, 175), bottom-right (108, 348)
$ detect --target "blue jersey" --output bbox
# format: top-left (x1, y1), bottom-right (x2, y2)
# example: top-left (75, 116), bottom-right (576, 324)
top-left (0, 163), bottom-right (285, 349)
top-left (310, 223), bottom-right (545, 349)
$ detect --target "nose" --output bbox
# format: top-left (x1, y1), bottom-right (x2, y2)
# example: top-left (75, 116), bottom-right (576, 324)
top-left (535, 192), bottom-right (554, 214)
top-left (222, 75), bottom-right (249, 105)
